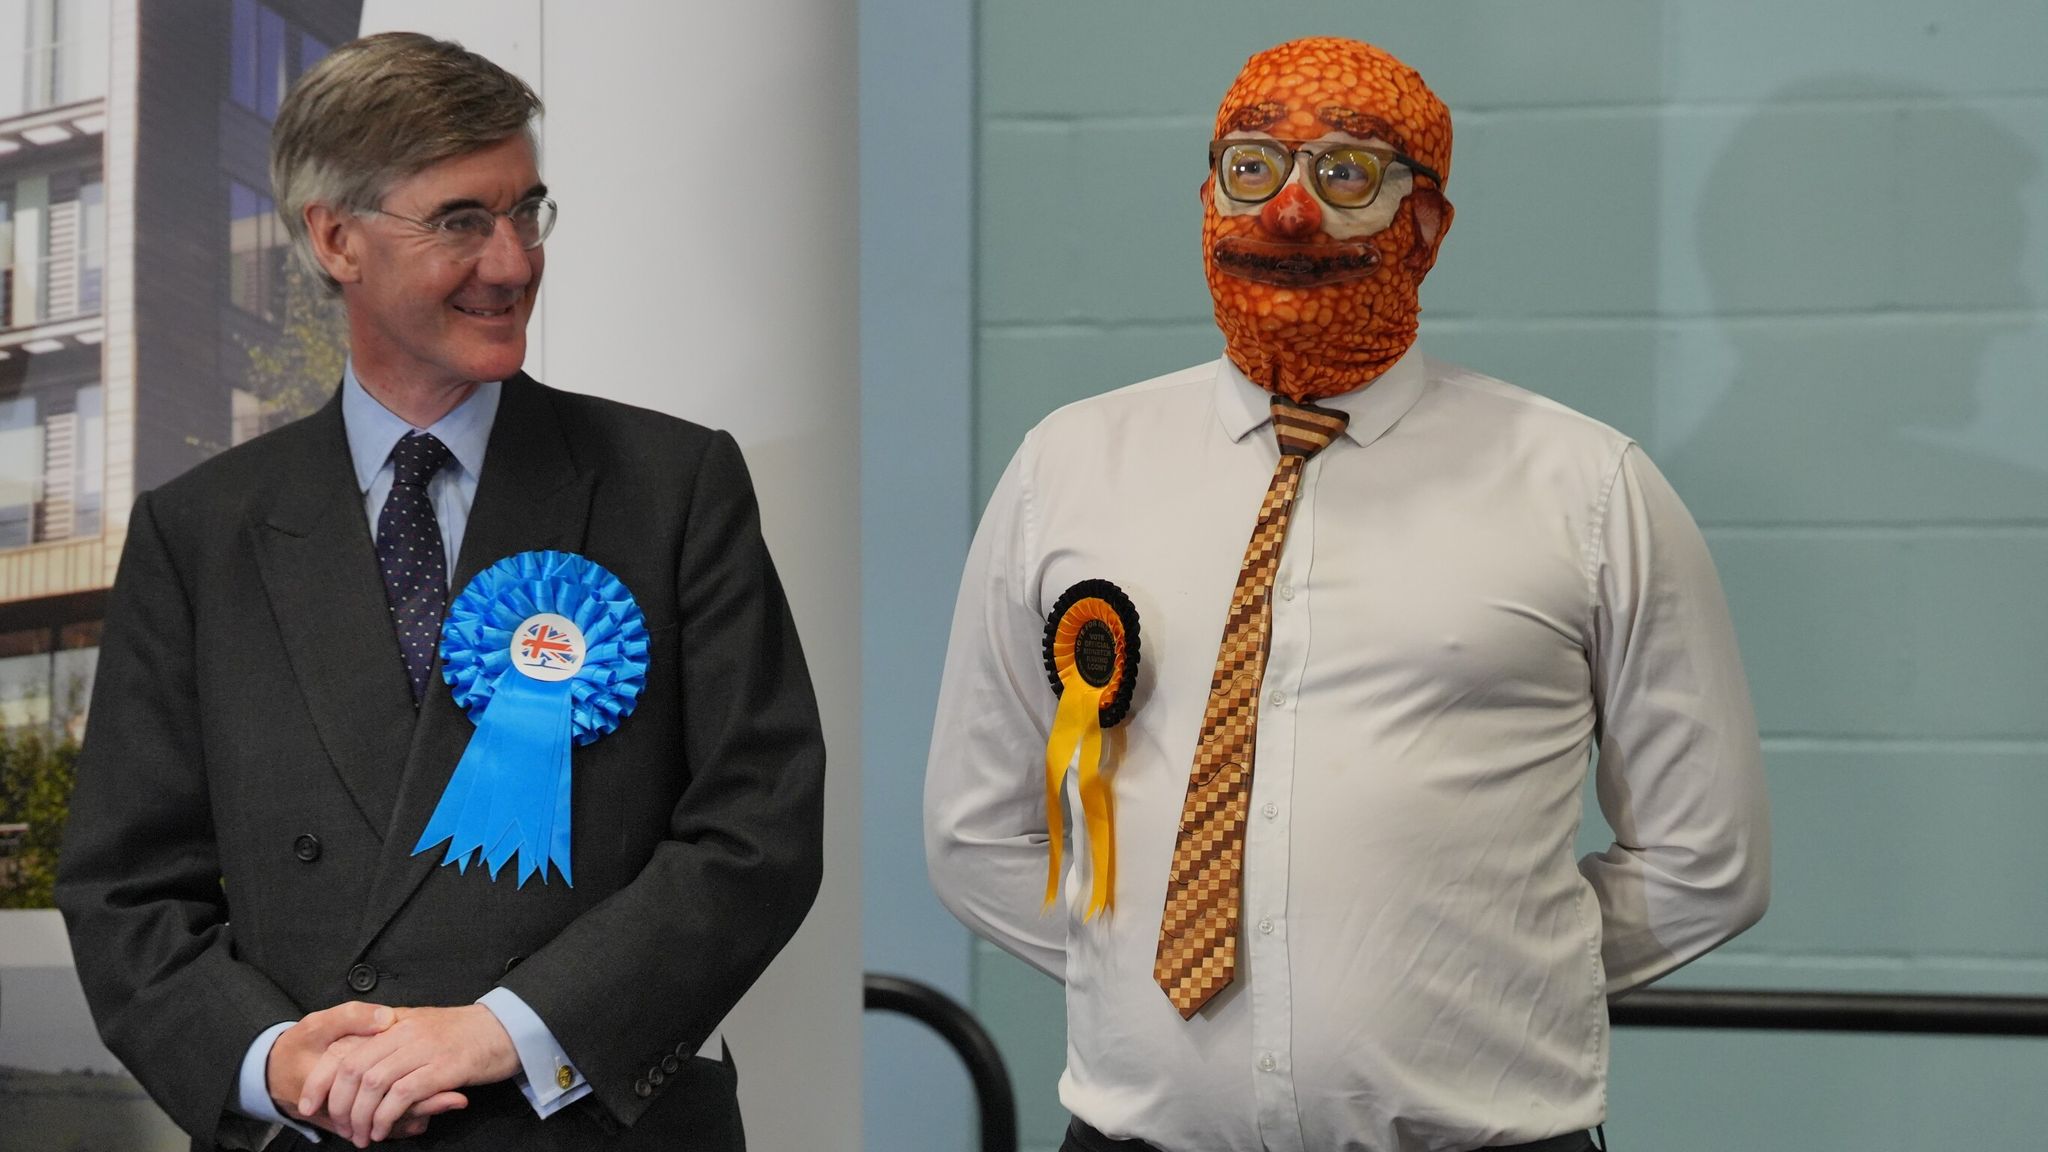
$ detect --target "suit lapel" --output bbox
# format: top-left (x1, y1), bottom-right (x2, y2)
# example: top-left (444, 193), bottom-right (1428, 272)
top-left (354, 373), bottom-right (596, 955)
top-left (253, 392), bottom-right (418, 834)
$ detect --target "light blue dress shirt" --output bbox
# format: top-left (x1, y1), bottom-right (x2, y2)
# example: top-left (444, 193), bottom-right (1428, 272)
top-left (233, 363), bottom-right (591, 1141)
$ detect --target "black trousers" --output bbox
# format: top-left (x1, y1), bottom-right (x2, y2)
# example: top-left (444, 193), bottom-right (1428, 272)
top-left (1062, 1116), bottom-right (1602, 1152)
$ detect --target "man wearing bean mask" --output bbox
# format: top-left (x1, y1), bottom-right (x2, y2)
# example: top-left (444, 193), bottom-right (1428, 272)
top-left (928, 36), bottom-right (1770, 1152)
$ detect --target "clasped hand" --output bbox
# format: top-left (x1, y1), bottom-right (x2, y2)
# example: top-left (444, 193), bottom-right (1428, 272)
top-left (267, 1001), bottom-right (521, 1146)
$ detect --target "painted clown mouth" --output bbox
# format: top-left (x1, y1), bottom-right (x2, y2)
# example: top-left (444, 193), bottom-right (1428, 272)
top-left (1213, 238), bottom-right (1382, 287)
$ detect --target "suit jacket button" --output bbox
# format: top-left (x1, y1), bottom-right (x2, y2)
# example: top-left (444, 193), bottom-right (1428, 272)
top-left (346, 963), bottom-right (378, 993)
top-left (660, 1054), bottom-right (679, 1074)
top-left (502, 955), bottom-right (524, 974)
top-left (633, 1077), bottom-right (652, 1098)
top-left (293, 834), bottom-right (322, 862)
top-left (648, 1067), bottom-right (664, 1087)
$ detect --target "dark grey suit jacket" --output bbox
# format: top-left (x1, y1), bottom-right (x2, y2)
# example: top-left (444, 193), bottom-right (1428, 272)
top-left (55, 374), bottom-right (826, 1150)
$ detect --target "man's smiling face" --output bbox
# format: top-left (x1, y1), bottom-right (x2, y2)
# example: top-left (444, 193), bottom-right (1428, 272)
top-left (339, 133), bottom-right (546, 393)
top-left (1202, 38), bottom-right (1453, 401)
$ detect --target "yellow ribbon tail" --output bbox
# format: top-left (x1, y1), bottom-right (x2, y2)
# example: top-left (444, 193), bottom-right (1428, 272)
top-left (1043, 682), bottom-right (1102, 909)
top-left (1076, 720), bottom-right (1115, 920)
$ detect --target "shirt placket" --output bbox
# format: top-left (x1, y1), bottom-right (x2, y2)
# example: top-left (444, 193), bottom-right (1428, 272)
top-left (1248, 447), bottom-right (1317, 1152)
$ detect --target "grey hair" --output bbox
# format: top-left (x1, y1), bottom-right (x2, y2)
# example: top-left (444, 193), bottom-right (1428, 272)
top-left (269, 31), bottom-right (542, 291)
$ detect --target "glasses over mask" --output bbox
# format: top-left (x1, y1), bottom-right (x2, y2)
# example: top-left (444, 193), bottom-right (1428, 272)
top-left (1210, 139), bottom-right (1440, 215)
top-left (1202, 38), bottom-right (1454, 402)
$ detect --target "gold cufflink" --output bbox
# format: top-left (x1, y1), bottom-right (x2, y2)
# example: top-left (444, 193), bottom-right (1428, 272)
top-left (556, 1065), bottom-right (575, 1090)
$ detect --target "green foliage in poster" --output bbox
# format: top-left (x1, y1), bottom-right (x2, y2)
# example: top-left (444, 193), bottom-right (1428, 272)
top-left (244, 259), bottom-right (350, 428)
top-left (0, 727), bottom-right (76, 909)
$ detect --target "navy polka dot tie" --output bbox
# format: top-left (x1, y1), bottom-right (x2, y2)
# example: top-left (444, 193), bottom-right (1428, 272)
top-left (376, 432), bottom-right (454, 705)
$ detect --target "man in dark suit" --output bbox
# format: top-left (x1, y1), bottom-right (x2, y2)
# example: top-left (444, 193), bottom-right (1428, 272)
top-left (55, 32), bottom-right (825, 1151)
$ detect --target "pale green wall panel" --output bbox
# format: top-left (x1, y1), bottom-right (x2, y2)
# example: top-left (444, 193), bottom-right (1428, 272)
top-left (1653, 101), bottom-right (2047, 318)
top-left (1737, 748), bottom-right (2048, 962)
top-left (979, 122), bottom-right (1081, 325)
top-left (979, 121), bottom-right (1212, 327)
top-left (981, 2), bottom-right (1666, 120)
top-left (1662, 2), bottom-right (2048, 101)
top-left (1715, 535), bottom-right (2048, 739)
top-left (1426, 111), bottom-right (1666, 320)
top-left (971, 940), bottom-right (1069, 1152)
top-left (1605, 1030), bottom-right (2048, 1148)
top-left (1057, 122), bottom-right (1212, 325)
top-left (1655, 321), bottom-right (2048, 525)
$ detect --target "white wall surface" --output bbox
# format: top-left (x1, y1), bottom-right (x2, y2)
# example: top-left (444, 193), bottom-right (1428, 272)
top-left (361, 4), bottom-right (861, 1147)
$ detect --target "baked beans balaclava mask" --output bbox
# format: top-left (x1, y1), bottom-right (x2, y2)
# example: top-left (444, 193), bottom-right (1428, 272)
top-left (1204, 37), bottom-right (1454, 401)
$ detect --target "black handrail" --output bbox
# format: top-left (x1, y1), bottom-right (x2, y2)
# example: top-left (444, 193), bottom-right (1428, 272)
top-left (1611, 988), bottom-right (2048, 1037)
top-left (862, 976), bottom-right (2048, 1150)
top-left (864, 971), bottom-right (1020, 1152)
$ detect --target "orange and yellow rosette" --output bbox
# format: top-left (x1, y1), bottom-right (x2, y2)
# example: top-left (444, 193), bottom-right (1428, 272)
top-left (1041, 579), bottom-right (1140, 920)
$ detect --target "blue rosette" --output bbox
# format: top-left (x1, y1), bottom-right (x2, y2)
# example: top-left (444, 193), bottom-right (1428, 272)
top-left (412, 550), bottom-right (649, 887)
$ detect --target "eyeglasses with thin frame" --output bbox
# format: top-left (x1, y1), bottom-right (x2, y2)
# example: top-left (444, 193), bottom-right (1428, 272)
top-left (364, 196), bottom-right (558, 256)
top-left (1208, 139), bottom-right (1441, 210)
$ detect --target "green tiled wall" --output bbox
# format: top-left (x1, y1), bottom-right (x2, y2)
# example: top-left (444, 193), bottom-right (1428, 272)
top-left (969, 2), bottom-right (2048, 1148)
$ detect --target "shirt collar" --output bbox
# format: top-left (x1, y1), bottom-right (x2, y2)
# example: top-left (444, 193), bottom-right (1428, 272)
top-left (1214, 344), bottom-right (1430, 451)
top-left (341, 359), bottom-right (503, 493)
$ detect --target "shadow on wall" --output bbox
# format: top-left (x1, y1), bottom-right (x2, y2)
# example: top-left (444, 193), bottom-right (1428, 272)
top-left (1642, 77), bottom-right (2046, 984)
top-left (1662, 76), bottom-right (2045, 520)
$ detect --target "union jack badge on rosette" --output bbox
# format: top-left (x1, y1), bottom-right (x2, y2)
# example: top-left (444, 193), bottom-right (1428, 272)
top-left (413, 550), bottom-right (649, 887)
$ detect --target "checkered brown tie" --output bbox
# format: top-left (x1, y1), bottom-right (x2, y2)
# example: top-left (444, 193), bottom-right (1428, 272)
top-left (1154, 396), bottom-right (1348, 1018)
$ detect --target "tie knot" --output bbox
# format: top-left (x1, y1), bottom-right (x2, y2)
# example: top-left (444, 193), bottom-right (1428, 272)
top-left (390, 432), bottom-right (453, 488)
top-left (1271, 398), bottom-right (1349, 459)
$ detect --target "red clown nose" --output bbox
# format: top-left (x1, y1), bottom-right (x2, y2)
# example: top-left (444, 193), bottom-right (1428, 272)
top-left (1258, 184), bottom-right (1323, 241)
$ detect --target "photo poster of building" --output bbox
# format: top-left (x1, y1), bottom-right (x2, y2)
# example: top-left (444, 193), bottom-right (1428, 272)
top-left (3, 4), bottom-right (360, 1147)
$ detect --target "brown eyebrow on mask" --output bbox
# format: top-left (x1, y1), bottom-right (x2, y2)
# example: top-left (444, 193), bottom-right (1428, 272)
top-left (1317, 105), bottom-right (1406, 152)
top-left (1223, 101), bottom-right (1289, 134)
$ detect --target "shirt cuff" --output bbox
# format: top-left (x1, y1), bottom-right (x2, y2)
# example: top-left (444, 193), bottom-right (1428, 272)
top-left (479, 986), bottom-right (591, 1118)
top-left (235, 1020), bottom-right (322, 1144)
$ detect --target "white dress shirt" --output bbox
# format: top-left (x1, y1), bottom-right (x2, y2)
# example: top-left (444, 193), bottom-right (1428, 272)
top-left (924, 348), bottom-right (1770, 1152)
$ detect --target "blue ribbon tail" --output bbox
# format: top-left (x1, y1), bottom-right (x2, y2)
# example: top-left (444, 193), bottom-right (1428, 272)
top-left (413, 673), bottom-right (578, 887)
top-left (551, 732), bottom-right (574, 886)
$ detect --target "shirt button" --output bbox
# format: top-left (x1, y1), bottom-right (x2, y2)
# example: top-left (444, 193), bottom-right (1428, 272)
top-left (1258, 918), bottom-right (1274, 935)
top-left (1279, 585), bottom-right (1295, 601)
top-left (1268, 689), bottom-right (1286, 707)
top-left (1258, 1053), bottom-right (1276, 1072)
top-left (293, 834), bottom-right (321, 862)
top-left (346, 963), bottom-right (378, 993)
top-left (1261, 802), bottom-right (1278, 819)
